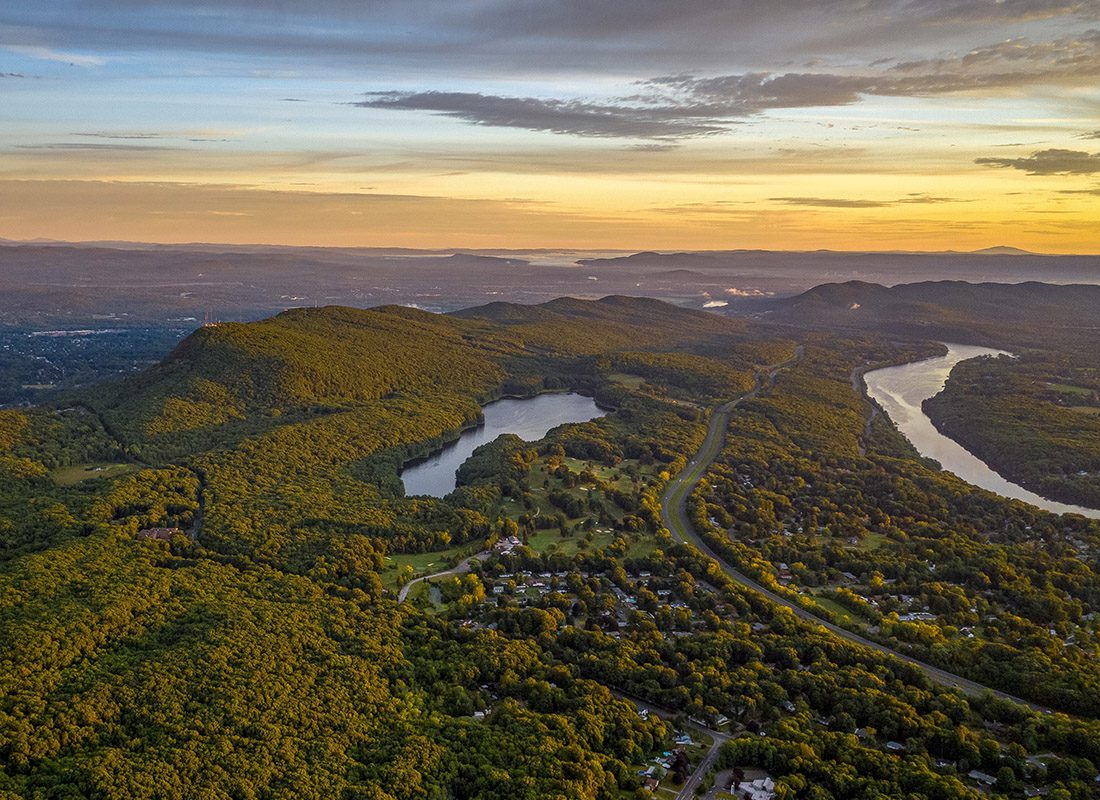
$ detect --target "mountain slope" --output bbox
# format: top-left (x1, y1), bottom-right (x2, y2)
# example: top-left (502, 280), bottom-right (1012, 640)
top-left (759, 280), bottom-right (1100, 345)
top-left (92, 305), bottom-right (516, 443)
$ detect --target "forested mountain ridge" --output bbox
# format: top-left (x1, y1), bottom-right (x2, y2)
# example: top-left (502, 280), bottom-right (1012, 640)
top-left (455, 294), bottom-right (751, 354)
top-left (90, 305), bottom-right (516, 447)
top-left (760, 281), bottom-right (1100, 347)
top-left (87, 298), bottom-right (754, 452)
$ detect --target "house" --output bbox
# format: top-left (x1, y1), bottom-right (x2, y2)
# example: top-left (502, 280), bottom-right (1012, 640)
top-left (136, 527), bottom-right (180, 542)
top-left (968, 770), bottom-right (997, 786)
top-left (885, 741), bottom-right (906, 753)
top-left (737, 776), bottom-right (776, 800)
top-left (643, 776), bottom-right (660, 792)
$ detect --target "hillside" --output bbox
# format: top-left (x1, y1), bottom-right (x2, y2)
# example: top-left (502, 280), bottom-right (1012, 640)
top-left (758, 280), bottom-right (1100, 346)
top-left (88, 297), bottom-right (761, 455)
top-left (455, 294), bottom-right (748, 354)
top-left (91, 305), bottom-right (516, 446)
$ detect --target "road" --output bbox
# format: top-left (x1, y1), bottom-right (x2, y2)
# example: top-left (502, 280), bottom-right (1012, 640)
top-left (396, 551), bottom-right (489, 603)
top-left (660, 348), bottom-right (1052, 715)
top-left (609, 689), bottom-right (729, 800)
top-left (675, 736), bottom-right (723, 800)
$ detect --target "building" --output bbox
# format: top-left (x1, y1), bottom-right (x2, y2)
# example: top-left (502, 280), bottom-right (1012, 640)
top-left (136, 527), bottom-right (180, 542)
top-left (968, 770), bottom-right (997, 787)
top-left (736, 775), bottom-right (776, 800)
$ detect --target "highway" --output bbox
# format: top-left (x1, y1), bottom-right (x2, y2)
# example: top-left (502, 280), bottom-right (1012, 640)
top-left (659, 348), bottom-right (1052, 715)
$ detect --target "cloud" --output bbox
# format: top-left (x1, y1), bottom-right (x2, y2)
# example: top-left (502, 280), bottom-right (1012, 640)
top-left (770, 197), bottom-right (890, 208)
top-left (356, 29), bottom-right (1100, 140)
top-left (976, 149), bottom-right (1100, 175)
top-left (70, 130), bottom-right (233, 143)
top-left (16, 142), bottom-right (181, 152)
top-left (896, 194), bottom-right (960, 204)
top-left (1081, 130), bottom-right (1100, 140)
top-left (73, 131), bottom-right (168, 140)
top-left (769, 194), bottom-right (962, 208)
top-left (357, 91), bottom-right (729, 139)
top-left (3, 45), bottom-right (104, 67)
top-left (1, 71), bottom-right (26, 78)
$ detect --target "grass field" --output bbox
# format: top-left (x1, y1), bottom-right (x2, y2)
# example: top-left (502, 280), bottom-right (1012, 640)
top-left (855, 531), bottom-right (889, 551)
top-left (381, 544), bottom-right (476, 590)
top-left (1046, 382), bottom-right (1092, 397)
top-left (388, 450), bottom-right (661, 593)
top-left (52, 462), bottom-right (137, 486)
top-left (811, 593), bottom-right (861, 624)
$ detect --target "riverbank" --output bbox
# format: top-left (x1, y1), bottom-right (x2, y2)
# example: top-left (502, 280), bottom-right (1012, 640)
top-left (864, 344), bottom-right (1100, 520)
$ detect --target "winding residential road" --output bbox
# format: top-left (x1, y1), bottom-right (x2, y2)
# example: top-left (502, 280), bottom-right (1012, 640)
top-left (660, 348), bottom-right (1052, 715)
top-left (608, 689), bottom-right (729, 800)
top-left (397, 552), bottom-right (490, 603)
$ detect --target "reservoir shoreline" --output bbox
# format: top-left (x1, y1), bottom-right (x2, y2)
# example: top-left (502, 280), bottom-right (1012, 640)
top-left (401, 390), bottom-right (607, 498)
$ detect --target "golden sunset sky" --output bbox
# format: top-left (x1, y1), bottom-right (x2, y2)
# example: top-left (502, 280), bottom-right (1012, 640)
top-left (2, 1), bottom-right (1099, 251)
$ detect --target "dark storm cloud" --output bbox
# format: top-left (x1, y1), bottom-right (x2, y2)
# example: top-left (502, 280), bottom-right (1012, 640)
top-left (976, 149), bottom-right (1100, 175)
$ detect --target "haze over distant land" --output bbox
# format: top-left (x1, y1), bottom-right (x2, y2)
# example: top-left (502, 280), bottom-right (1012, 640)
top-left (1, 241), bottom-right (1098, 327)
top-left (2, 2), bottom-right (1100, 251)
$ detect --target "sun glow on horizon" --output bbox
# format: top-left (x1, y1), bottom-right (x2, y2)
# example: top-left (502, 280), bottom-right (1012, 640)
top-left (1, 3), bottom-right (1099, 251)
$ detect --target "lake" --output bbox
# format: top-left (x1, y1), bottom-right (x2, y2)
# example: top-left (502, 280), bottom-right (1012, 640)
top-left (401, 392), bottom-right (606, 498)
top-left (864, 343), bottom-right (1100, 520)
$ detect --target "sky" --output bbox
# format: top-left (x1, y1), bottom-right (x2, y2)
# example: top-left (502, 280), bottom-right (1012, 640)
top-left (1, 1), bottom-right (1099, 252)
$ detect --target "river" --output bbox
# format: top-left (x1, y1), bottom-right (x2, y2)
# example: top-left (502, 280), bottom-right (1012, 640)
top-left (864, 343), bottom-right (1100, 520)
top-left (401, 392), bottom-right (606, 498)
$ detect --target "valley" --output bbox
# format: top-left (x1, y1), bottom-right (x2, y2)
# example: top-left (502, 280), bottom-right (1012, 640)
top-left (1, 289), bottom-right (1099, 799)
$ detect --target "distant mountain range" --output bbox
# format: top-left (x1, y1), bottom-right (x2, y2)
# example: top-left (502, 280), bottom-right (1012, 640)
top-left (756, 280), bottom-right (1100, 346)
top-left (0, 239), bottom-right (1096, 328)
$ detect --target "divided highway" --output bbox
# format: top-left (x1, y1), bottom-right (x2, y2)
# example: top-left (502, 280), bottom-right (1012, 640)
top-left (660, 349), bottom-right (1052, 715)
